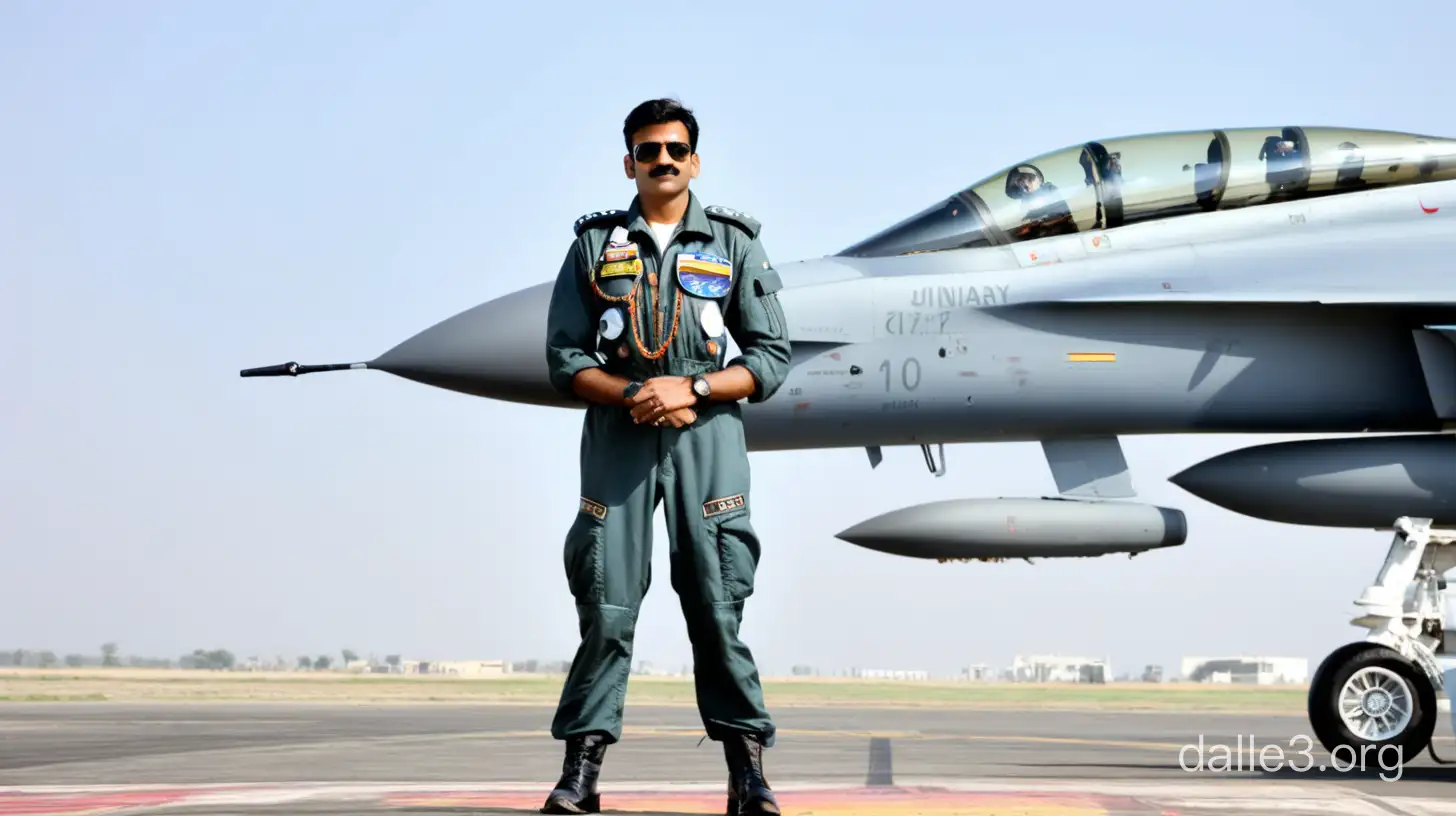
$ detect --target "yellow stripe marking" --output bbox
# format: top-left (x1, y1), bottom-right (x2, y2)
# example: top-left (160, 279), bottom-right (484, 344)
top-left (1067, 352), bottom-right (1117, 363)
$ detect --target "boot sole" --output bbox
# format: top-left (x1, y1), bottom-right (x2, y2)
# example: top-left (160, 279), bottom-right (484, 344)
top-left (540, 794), bottom-right (600, 814)
top-left (725, 798), bottom-right (780, 810)
top-left (735, 797), bottom-right (780, 815)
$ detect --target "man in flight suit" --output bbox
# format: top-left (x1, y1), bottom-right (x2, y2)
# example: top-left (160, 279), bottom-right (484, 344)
top-left (540, 98), bottom-right (791, 815)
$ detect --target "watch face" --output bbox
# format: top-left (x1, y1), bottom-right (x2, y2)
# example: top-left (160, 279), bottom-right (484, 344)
top-left (694, 377), bottom-right (710, 396)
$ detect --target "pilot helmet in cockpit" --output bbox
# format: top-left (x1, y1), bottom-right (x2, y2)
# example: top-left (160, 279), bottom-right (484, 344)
top-left (1005, 164), bottom-right (1045, 198)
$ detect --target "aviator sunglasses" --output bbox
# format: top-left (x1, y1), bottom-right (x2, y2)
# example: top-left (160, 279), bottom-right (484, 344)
top-left (632, 141), bottom-right (692, 163)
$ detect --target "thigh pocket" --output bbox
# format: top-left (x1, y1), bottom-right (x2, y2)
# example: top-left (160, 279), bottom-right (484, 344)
top-left (563, 510), bottom-right (605, 603)
top-left (703, 497), bottom-right (760, 603)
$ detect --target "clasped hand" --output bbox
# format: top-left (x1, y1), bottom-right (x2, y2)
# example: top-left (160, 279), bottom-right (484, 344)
top-left (628, 376), bottom-right (698, 427)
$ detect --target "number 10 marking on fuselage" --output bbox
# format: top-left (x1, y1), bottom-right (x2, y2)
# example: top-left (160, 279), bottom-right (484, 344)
top-left (880, 358), bottom-right (921, 391)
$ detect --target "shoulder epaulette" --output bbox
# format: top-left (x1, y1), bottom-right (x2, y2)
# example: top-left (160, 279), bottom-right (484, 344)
top-left (704, 204), bottom-right (760, 239)
top-left (573, 209), bottom-right (629, 237)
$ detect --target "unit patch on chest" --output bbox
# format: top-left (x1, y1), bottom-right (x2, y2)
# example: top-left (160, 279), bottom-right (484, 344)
top-left (599, 258), bottom-right (643, 277)
top-left (676, 252), bottom-right (733, 298)
top-left (702, 494), bottom-right (745, 518)
top-left (597, 241), bottom-right (642, 279)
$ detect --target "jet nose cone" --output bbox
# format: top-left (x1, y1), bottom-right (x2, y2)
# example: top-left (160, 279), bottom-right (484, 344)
top-left (370, 281), bottom-right (571, 407)
top-left (1169, 449), bottom-right (1286, 521)
top-left (1168, 456), bottom-right (1243, 504)
top-left (1166, 463), bottom-right (1208, 496)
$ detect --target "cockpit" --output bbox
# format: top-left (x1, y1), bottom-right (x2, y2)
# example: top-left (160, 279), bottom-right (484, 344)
top-left (836, 126), bottom-right (1456, 258)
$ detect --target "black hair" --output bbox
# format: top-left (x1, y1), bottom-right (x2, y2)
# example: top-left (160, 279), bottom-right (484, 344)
top-left (623, 98), bottom-right (699, 153)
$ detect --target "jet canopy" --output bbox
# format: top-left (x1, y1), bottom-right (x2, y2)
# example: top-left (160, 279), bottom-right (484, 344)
top-left (837, 126), bottom-right (1456, 258)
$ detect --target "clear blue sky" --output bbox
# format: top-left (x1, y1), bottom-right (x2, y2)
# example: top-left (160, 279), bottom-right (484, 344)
top-left (4, 0), bottom-right (1454, 677)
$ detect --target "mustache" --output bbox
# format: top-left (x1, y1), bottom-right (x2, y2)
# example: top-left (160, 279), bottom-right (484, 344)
top-left (649, 164), bottom-right (679, 177)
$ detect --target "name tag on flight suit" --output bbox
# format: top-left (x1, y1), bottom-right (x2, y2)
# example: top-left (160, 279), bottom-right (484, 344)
top-left (600, 243), bottom-right (642, 278)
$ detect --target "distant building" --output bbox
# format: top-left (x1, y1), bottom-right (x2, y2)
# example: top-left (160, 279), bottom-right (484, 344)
top-left (1180, 656), bottom-right (1308, 684)
top-left (849, 668), bottom-right (930, 680)
top-left (396, 659), bottom-right (511, 677)
top-left (509, 659), bottom-right (572, 674)
top-left (1012, 654), bottom-right (1110, 683)
top-left (961, 664), bottom-right (994, 681)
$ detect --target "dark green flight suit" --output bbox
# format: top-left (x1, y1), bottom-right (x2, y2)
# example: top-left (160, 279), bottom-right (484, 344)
top-left (544, 191), bottom-right (791, 748)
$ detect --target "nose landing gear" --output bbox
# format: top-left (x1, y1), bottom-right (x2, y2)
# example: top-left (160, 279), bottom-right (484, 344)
top-left (1309, 517), bottom-right (1456, 762)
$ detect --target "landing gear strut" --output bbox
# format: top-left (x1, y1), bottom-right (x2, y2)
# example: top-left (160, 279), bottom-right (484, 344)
top-left (1309, 517), bottom-right (1456, 761)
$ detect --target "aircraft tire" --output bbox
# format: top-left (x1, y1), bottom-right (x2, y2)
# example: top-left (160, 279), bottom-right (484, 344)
top-left (1308, 643), bottom-right (1436, 762)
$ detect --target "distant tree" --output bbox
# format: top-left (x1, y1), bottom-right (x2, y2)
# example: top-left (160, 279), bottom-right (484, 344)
top-left (12, 649), bottom-right (27, 667)
top-left (185, 649), bottom-right (235, 670)
top-left (64, 654), bottom-right (84, 668)
top-left (38, 651), bottom-right (57, 668)
top-left (296, 655), bottom-right (312, 671)
top-left (313, 655), bottom-right (332, 670)
top-left (341, 649), bottom-right (358, 666)
top-left (101, 642), bottom-right (120, 667)
top-left (386, 654), bottom-right (401, 668)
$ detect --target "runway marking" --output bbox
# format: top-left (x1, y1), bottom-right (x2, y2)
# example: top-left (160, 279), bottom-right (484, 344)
top-left (34, 726), bottom-right (1182, 758)
top-left (2, 782), bottom-right (1451, 816)
top-left (387, 789), bottom-right (1124, 814)
top-left (0, 787), bottom-right (227, 815)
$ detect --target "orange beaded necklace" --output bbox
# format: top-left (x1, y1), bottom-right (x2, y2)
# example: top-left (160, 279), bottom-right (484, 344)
top-left (589, 262), bottom-right (681, 361)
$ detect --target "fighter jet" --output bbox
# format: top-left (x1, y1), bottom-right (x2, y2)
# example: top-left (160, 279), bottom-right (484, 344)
top-left (243, 124), bottom-right (1456, 763)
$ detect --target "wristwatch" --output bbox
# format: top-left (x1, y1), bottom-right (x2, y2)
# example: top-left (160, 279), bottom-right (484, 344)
top-left (691, 375), bottom-right (712, 403)
top-left (623, 381), bottom-right (643, 401)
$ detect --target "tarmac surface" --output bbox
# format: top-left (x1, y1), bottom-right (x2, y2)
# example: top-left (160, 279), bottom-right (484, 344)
top-left (2, 702), bottom-right (1456, 814)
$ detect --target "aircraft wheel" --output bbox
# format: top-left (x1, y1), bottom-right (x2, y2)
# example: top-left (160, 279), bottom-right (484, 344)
top-left (1308, 644), bottom-right (1436, 761)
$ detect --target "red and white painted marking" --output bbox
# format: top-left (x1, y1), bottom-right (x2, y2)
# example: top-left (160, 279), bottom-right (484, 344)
top-left (1, 780), bottom-right (1454, 815)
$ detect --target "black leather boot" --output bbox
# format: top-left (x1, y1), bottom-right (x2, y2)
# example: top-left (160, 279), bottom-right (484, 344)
top-left (723, 733), bottom-right (780, 815)
top-left (540, 733), bottom-right (608, 814)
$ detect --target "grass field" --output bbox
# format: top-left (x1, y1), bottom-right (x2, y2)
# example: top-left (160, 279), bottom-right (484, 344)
top-left (0, 668), bottom-right (1309, 713)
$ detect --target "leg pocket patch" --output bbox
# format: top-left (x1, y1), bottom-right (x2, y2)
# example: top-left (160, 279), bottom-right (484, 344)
top-left (703, 494), bottom-right (745, 518)
top-left (705, 500), bottom-right (759, 603)
top-left (580, 496), bottom-right (608, 519)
